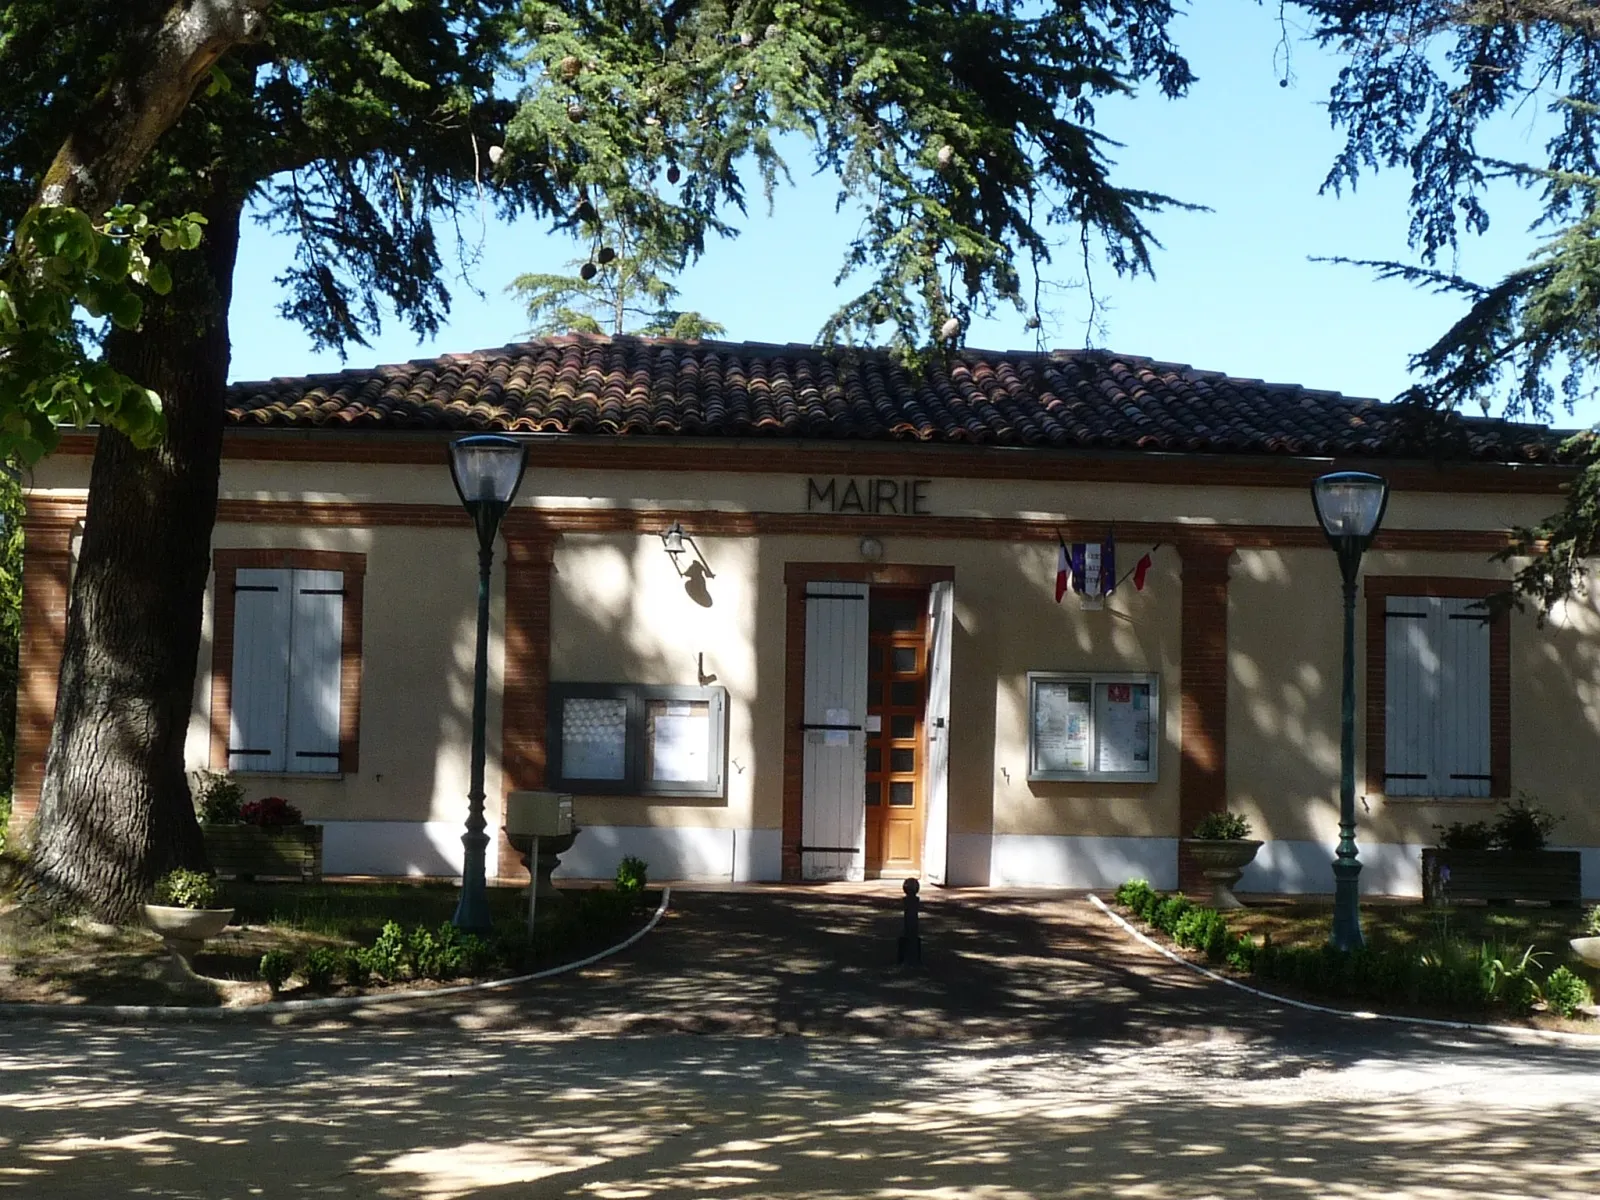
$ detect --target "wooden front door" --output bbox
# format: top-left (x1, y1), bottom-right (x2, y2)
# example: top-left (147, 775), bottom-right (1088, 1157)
top-left (865, 590), bottom-right (927, 876)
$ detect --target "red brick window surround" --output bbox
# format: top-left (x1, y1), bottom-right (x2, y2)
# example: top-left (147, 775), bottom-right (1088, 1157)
top-left (1364, 576), bottom-right (1510, 800)
top-left (209, 549), bottom-right (365, 775)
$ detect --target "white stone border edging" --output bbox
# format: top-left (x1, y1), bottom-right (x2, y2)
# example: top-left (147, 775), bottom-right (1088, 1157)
top-left (1088, 893), bottom-right (1600, 1048)
top-left (0, 886), bottom-right (670, 1023)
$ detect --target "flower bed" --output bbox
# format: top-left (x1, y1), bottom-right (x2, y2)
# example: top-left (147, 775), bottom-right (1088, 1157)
top-left (1112, 879), bottom-right (1596, 1023)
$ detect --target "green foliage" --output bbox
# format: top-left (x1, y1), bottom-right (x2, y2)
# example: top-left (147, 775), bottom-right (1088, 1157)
top-left (1544, 966), bottom-right (1593, 1018)
top-left (340, 947), bottom-right (372, 988)
top-left (1192, 811), bottom-right (1252, 840)
top-left (259, 949), bottom-right (294, 992)
top-left (1489, 794), bottom-right (1561, 852)
top-left (1173, 906), bottom-right (1231, 962)
top-left (1434, 820), bottom-right (1494, 851)
top-left (0, 204), bottom-right (205, 462)
top-left (1152, 894), bottom-right (1192, 934)
top-left (0, 792), bottom-right (9, 856)
top-left (364, 921), bottom-right (409, 981)
top-left (615, 855), bottom-right (648, 896)
top-left (302, 946), bottom-right (340, 991)
top-left (151, 868), bottom-right (220, 910)
top-left (0, 472), bottom-right (21, 798)
top-left (191, 770), bottom-right (244, 825)
top-left (1584, 905), bottom-right (1600, 937)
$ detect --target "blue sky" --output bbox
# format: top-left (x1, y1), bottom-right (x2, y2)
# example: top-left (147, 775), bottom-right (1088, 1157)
top-left (228, 0), bottom-right (1586, 427)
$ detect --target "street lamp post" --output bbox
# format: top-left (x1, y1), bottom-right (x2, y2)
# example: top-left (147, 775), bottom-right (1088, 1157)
top-left (448, 434), bottom-right (528, 933)
top-left (1310, 470), bottom-right (1389, 952)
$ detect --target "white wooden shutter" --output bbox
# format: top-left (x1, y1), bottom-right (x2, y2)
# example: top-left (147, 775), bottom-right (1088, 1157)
top-left (1436, 597), bottom-right (1492, 798)
top-left (921, 580), bottom-right (954, 886)
top-left (800, 584), bottom-right (870, 882)
top-left (286, 569), bottom-right (344, 774)
top-left (229, 568), bottom-right (292, 773)
top-left (1384, 596), bottom-right (1437, 796)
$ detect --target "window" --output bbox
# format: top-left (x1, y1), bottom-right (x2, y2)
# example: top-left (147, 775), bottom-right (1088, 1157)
top-left (1366, 578), bottom-right (1509, 799)
top-left (210, 551), bottom-right (365, 776)
top-left (547, 683), bottom-right (727, 797)
top-left (1026, 671), bottom-right (1160, 783)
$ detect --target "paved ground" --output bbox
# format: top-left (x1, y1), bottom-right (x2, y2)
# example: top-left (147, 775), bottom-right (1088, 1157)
top-left (3, 886), bottom-right (1600, 1198)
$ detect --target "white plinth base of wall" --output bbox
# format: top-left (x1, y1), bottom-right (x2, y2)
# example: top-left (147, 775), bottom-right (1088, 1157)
top-left (986, 834), bottom-right (1181, 891)
top-left (555, 825), bottom-right (783, 883)
top-left (318, 821), bottom-right (466, 878)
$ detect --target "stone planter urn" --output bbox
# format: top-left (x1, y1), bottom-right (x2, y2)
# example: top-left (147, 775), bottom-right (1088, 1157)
top-left (142, 904), bottom-right (235, 978)
top-left (1569, 937), bottom-right (1600, 968)
top-left (505, 826), bottom-right (581, 901)
top-left (1181, 839), bottom-right (1263, 910)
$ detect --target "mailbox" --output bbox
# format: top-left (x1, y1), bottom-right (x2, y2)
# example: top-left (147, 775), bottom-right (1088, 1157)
top-left (505, 790), bottom-right (573, 838)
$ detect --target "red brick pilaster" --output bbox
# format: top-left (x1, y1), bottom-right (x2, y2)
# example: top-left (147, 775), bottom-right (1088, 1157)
top-left (8, 512), bottom-right (79, 841)
top-left (1178, 542), bottom-right (1234, 892)
top-left (496, 529), bottom-right (557, 883)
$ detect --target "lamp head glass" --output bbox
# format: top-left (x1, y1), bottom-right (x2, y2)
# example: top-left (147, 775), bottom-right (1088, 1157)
top-left (1312, 471), bottom-right (1388, 542)
top-left (449, 435), bottom-right (527, 508)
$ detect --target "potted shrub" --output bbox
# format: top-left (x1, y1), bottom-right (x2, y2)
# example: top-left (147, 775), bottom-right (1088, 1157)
top-left (199, 780), bottom-right (323, 882)
top-left (1422, 794), bottom-right (1580, 906)
top-left (143, 868), bottom-right (234, 973)
top-left (1181, 811), bottom-right (1263, 910)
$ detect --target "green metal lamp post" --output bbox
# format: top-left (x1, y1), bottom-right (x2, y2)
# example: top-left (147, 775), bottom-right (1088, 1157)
top-left (448, 434), bottom-right (528, 933)
top-left (1310, 470), bottom-right (1389, 952)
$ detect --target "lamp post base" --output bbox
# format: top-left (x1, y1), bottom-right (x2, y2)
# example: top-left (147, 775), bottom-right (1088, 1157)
top-left (452, 828), bottom-right (493, 935)
top-left (1330, 857), bottom-right (1365, 952)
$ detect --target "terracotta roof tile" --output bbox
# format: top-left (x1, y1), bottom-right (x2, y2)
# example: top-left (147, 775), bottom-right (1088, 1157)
top-left (223, 335), bottom-right (1565, 464)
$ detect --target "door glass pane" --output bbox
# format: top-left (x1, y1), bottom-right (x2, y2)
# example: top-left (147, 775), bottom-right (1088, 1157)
top-left (891, 715), bottom-right (915, 739)
top-left (645, 698), bottom-right (712, 784)
top-left (891, 681), bottom-right (921, 707)
top-left (865, 781), bottom-right (883, 807)
top-left (889, 782), bottom-right (914, 806)
top-left (890, 748), bottom-right (915, 772)
top-left (891, 646), bottom-right (918, 674)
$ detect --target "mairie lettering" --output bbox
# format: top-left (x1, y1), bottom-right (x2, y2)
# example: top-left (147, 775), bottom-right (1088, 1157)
top-left (805, 477), bottom-right (931, 515)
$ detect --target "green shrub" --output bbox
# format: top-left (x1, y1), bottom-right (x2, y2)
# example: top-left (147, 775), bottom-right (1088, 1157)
top-left (1433, 819), bottom-right (1493, 850)
top-left (302, 946), bottom-right (340, 991)
top-left (192, 769), bottom-right (243, 825)
top-left (1225, 932), bottom-right (1258, 972)
top-left (1173, 906), bottom-right (1230, 962)
top-left (0, 792), bottom-right (11, 856)
top-left (616, 855), bottom-right (649, 896)
top-left (1544, 966), bottom-right (1593, 1018)
top-left (1192, 811), bottom-right (1252, 840)
top-left (1114, 879), bottom-right (1155, 912)
top-left (151, 868), bottom-right (220, 910)
top-left (1152, 894), bottom-right (1192, 934)
top-left (341, 947), bottom-right (371, 988)
top-left (259, 950), bottom-right (293, 992)
top-left (1585, 904), bottom-right (1600, 937)
top-left (1489, 794), bottom-right (1560, 851)
top-left (365, 921), bottom-right (408, 981)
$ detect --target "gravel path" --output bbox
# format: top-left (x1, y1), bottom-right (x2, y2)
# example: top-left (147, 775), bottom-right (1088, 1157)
top-left (3, 886), bottom-right (1597, 1197)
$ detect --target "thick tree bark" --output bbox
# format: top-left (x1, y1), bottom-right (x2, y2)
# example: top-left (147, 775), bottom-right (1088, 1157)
top-left (27, 193), bottom-right (241, 921)
top-left (36, 0), bottom-right (273, 217)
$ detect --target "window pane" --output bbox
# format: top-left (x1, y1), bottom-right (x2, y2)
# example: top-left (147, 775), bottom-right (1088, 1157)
top-left (1094, 681), bottom-right (1153, 773)
top-left (890, 748), bottom-right (915, 772)
top-left (890, 681), bottom-right (921, 707)
top-left (1031, 680), bottom-right (1091, 774)
top-left (889, 782), bottom-right (914, 807)
top-left (562, 697), bottom-right (628, 780)
top-left (891, 646), bottom-right (918, 674)
top-left (865, 781), bottom-right (883, 807)
top-left (870, 596), bottom-right (922, 633)
top-left (646, 698), bottom-right (711, 783)
top-left (891, 715), bottom-right (915, 740)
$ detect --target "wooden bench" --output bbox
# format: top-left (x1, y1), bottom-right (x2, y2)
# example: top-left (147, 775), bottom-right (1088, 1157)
top-left (1421, 847), bottom-right (1581, 906)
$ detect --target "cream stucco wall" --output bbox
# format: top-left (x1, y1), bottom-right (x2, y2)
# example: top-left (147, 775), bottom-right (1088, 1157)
top-left (28, 440), bottom-right (1600, 889)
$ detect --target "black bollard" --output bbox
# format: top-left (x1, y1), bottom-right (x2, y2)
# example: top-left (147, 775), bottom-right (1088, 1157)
top-left (897, 877), bottom-right (922, 967)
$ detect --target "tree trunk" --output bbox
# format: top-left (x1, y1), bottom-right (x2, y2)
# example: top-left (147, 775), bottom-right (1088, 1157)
top-left (27, 192), bottom-right (241, 921)
top-left (36, 0), bottom-right (273, 217)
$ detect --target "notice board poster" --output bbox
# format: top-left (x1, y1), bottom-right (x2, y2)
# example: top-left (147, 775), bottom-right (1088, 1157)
top-left (646, 699), bottom-right (712, 783)
top-left (1094, 681), bottom-right (1153, 774)
top-left (1031, 680), bottom-right (1092, 775)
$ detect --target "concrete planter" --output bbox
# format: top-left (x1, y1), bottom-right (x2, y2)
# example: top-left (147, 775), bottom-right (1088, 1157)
top-left (1569, 936), bottom-right (1600, 968)
top-left (505, 827), bottom-right (581, 900)
top-left (203, 823), bottom-right (323, 882)
top-left (142, 904), bottom-right (235, 975)
top-left (1181, 838), bottom-right (1263, 910)
top-left (1421, 847), bottom-right (1581, 906)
